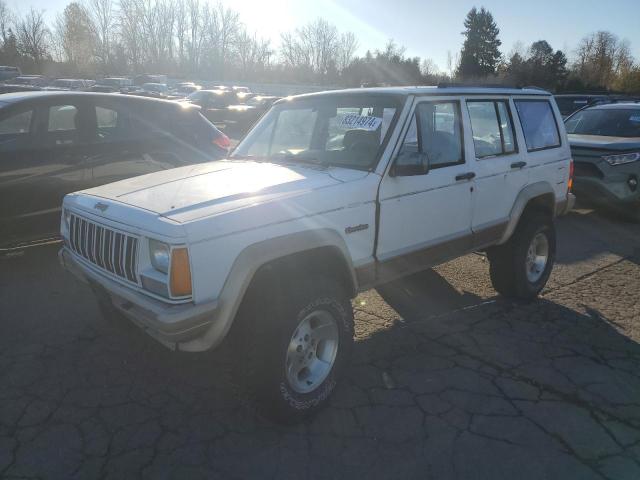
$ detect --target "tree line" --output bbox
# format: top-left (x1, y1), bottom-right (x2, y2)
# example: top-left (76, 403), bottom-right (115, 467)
top-left (0, 1), bottom-right (638, 93)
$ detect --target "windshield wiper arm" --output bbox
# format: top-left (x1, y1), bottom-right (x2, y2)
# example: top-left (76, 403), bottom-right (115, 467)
top-left (273, 153), bottom-right (327, 168)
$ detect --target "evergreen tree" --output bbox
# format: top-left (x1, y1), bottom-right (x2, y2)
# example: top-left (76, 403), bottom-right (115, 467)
top-left (457, 7), bottom-right (502, 79)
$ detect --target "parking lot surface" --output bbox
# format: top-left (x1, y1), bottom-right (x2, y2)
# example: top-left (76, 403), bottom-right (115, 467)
top-left (1, 208), bottom-right (640, 479)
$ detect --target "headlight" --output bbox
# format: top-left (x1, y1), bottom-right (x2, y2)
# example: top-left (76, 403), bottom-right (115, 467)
top-left (603, 152), bottom-right (640, 166)
top-left (149, 239), bottom-right (170, 273)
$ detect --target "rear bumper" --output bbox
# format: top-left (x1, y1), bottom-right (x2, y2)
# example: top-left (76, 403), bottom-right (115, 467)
top-left (59, 247), bottom-right (218, 350)
top-left (556, 193), bottom-right (576, 216)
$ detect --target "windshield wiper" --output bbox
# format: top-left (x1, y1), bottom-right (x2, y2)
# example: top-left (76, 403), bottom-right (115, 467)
top-left (272, 153), bottom-right (328, 168)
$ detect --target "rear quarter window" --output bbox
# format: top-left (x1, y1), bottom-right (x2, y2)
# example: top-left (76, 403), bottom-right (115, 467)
top-left (514, 100), bottom-right (561, 151)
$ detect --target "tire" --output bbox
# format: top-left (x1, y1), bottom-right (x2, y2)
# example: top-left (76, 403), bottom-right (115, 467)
top-left (487, 211), bottom-right (556, 301)
top-left (230, 271), bottom-right (354, 423)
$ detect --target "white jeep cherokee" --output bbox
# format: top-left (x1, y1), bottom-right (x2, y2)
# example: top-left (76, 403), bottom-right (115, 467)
top-left (60, 86), bottom-right (575, 421)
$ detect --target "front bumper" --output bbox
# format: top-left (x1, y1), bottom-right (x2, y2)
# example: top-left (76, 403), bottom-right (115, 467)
top-left (573, 158), bottom-right (640, 207)
top-left (59, 247), bottom-right (218, 350)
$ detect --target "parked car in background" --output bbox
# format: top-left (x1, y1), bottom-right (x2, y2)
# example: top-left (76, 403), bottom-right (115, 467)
top-left (0, 91), bottom-right (230, 251)
top-left (45, 79), bottom-right (88, 91)
top-left (186, 89), bottom-right (238, 125)
top-left (92, 77), bottom-right (134, 93)
top-left (565, 102), bottom-right (640, 220)
top-left (0, 84), bottom-right (41, 94)
top-left (555, 93), bottom-right (640, 119)
top-left (172, 83), bottom-right (201, 97)
top-left (222, 95), bottom-right (281, 138)
top-left (136, 83), bottom-right (169, 98)
top-left (0, 65), bottom-right (20, 82)
top-left (134, 74), bottom-right (168, 86)
top-left (7, 75), bottom-right (49, 88)
top-left (59, 86), bottom-right (573, 422)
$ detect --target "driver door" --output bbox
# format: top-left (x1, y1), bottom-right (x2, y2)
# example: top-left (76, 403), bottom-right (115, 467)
top-left (376, 99), bottom-right (475, 279)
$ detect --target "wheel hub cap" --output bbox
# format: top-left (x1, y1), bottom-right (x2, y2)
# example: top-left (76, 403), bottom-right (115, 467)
top-left (526, 232), bottom-right (549, 283)
top-left (285, 310), bottom-right (339, 394)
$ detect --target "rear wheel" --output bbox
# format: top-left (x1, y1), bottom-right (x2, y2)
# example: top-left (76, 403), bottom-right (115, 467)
top-left (231, 273), bottom-right (354, 423)
top-left (488, 211), bottom-right (556, 301)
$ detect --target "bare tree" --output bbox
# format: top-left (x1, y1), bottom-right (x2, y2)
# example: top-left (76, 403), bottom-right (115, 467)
top-left (336, 31), bottom-right (357, 71)
top-left (16, 8), bottom-right (50, 65)
top-left (119, 0), bottom-right (143, 71)
top-left (86, 0), bottom-right (115, 70)
top-left (54, 2), bottom-right (95, 69)
top-left (0, 0), bottom-right (13, 45)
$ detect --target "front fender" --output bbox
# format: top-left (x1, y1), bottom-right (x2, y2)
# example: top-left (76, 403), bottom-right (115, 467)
top-left (178, 228), bottom-right (356, 352)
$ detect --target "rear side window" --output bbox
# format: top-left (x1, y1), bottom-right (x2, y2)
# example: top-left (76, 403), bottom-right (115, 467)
top-left (46, 104), bottom-right (81, 146)
top-left (468, 100), bottom-right (517, 158)
top-left (514, 100), bottom-right (561, 151)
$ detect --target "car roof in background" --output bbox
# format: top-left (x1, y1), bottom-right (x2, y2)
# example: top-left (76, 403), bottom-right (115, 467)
top-left (584, 102), bottom-right (640, 110)
top-left (0, 90), bottom-right (199, 108)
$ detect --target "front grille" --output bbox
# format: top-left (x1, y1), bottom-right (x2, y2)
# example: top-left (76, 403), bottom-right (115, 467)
top-left (68, 214), bottom-right (139, 284)
top-left (574, 161), bottom-right (604, 179)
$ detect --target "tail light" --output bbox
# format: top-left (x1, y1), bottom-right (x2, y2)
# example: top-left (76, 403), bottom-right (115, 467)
top-left (213, 133), bottom-right (231, 150)
top-left (568, 159), bottom-right (574, 193)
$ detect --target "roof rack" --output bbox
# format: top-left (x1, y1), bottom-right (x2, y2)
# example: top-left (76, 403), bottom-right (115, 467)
top-left (437, 82), bottom-right (519, 89)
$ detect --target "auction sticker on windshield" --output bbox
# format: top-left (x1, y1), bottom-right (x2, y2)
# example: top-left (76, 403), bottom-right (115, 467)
top-left (339, 114), bottom-right (383, 131)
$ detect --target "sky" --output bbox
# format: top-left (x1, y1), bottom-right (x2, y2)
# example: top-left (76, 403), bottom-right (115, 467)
top-left (13, 0), bottom-right (640, 72)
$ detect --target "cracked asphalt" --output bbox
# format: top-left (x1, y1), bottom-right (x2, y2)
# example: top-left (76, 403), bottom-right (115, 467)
top-left (1, 208), bottom-right (640, 479)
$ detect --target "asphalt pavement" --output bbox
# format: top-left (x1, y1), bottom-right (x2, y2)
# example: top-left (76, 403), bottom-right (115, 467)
top-left (1, 208), bottom-right (639, 479)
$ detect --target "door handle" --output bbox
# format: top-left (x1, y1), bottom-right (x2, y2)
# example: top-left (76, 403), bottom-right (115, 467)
top-left (510, 161), bottom-right (527, 169)
top-left (455, 172), bottom-right (476, 181)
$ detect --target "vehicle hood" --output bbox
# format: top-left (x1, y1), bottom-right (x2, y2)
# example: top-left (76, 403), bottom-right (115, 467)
top-left (81, 160), bottom-right (367, 224)
top-left (568, 134), bottom-right (640, 151)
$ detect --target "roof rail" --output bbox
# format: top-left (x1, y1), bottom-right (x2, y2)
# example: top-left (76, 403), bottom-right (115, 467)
top-left (437, 82), bottom-right (519, 89)
top-left (520, 85), bottom-right (549, 92)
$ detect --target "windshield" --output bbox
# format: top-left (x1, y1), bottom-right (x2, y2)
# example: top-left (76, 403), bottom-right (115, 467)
top-left (566, 108), bottom-right (640, 137)
top-left (232, 95), bottom-right (402, 170)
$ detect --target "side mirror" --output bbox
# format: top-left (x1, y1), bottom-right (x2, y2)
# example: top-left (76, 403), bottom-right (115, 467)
top-left (389, 152), bottom-right (429, 177)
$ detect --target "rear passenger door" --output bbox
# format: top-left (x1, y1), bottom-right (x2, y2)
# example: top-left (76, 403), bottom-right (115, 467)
top-left (466, 98), bottom-right (528, 247)
top-left (512, 98), bottom-right (569, 202)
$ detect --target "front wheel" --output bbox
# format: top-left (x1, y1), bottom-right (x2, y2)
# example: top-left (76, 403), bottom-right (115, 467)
top-left (231, 274), bottom-right (354, 423)
top-left (488, 211), bottom-right (556, 301)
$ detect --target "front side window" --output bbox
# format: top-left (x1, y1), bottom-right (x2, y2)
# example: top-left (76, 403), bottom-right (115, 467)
top-left (395, 101), bottom-right (464, 173)
top-left (514, 100), bottom-right (561, 151)
top-left (468, 100), bottom-right (517, 158)
top-left (232, 95), bottom-right (401, 170)
top-left (0, 109), bottom-right (33, 151)
top-left (565, 108), bottom-right (640, 138)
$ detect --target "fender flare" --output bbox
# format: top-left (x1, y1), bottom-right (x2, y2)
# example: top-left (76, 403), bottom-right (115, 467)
top-left (179, 228), bottom-right (357, 352)
top-left (498, 181), bottom-right (557, 245)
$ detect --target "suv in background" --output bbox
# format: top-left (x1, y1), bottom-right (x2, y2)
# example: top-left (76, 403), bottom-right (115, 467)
top-left (60, 86), bottom-right (574, 422)
top-left (0, 66), bottom-right (21, 82)
top-left (0, 91), bottom-right (230, 252)
top-left (565, 102), bottom-right (640, 220)
top-left (555, 93), bottom-right (640, 119)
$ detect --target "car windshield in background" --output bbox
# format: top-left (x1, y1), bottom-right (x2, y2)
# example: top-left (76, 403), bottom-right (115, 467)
top-left (232, 95), bottom-right (401, 170)
top-left (555, 97), bottom-right (592, 116)
top-left (565, 108), bottom-right (640, 137)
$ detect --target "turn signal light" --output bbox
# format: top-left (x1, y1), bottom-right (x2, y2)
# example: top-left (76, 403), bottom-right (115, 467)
top-left (170, 248), bottom-right (192, 297)
top-left (568, 159), bottom-right (574, 192)
top-left (213, 133), bottom-right (231, 150)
